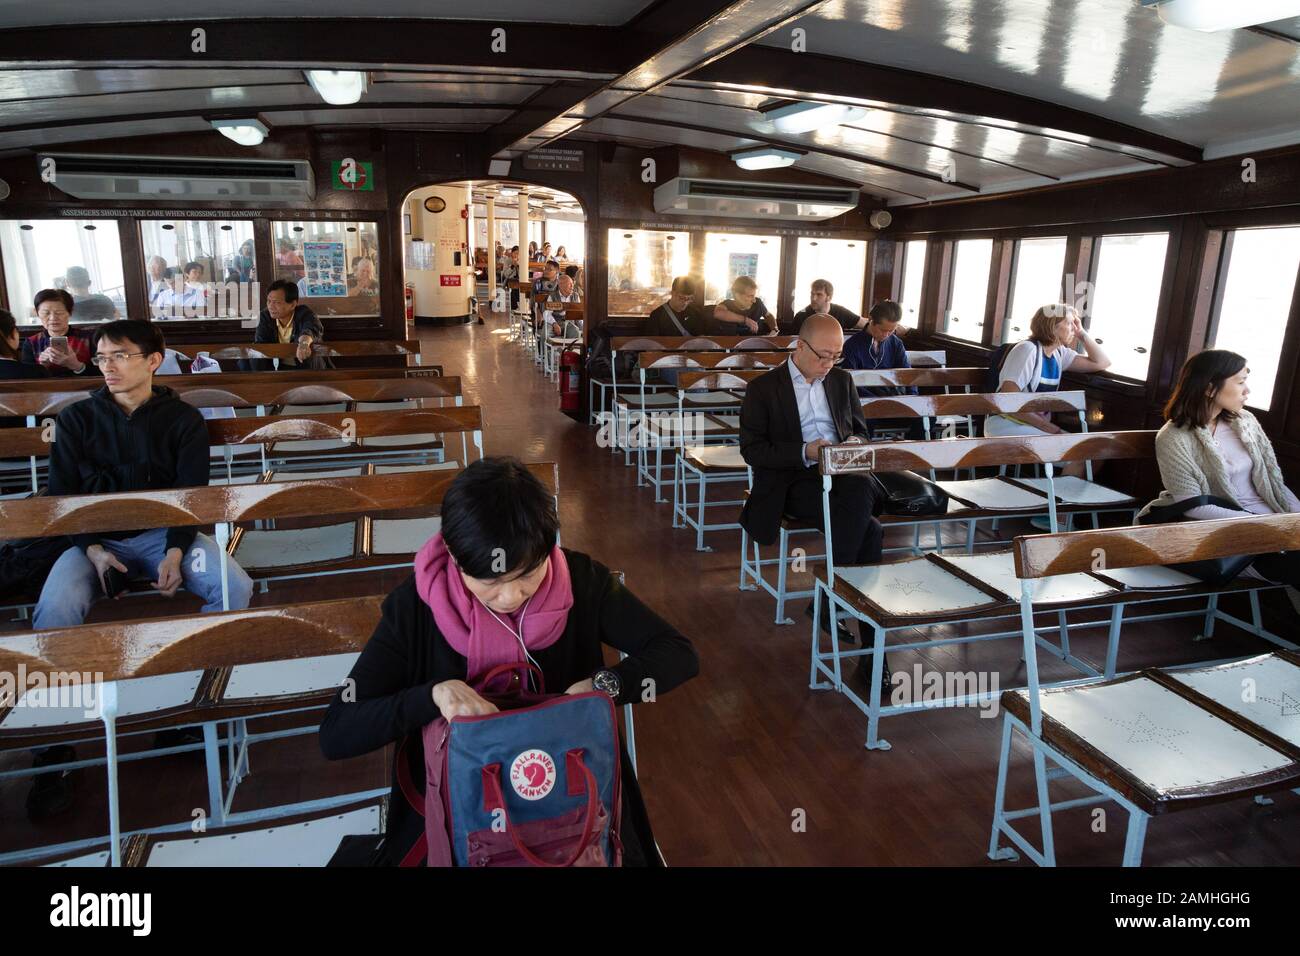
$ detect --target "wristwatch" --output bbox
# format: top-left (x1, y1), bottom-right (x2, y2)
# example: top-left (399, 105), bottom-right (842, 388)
top-left (591, 669), bottom-right (621, 700)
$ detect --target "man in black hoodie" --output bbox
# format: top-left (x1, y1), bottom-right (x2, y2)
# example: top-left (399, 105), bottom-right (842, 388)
top-left (32, 320), bottom-right (254, 629)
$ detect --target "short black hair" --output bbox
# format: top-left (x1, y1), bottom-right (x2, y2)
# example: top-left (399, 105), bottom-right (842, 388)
top-left (564, 265), bottom-right (579, 279)
top-left (0, 308), bottom-right (19, 360)
top-left (869, 300), bottom-right (902, 324)
top-left (267, 279), bottom-right (300, 303)
top-left (35, 288), bottom-right (75, 314)
top-left (545, 259), bottom-right (559, 269)
top-left (93, 319), bottom-right (165, 359)
top-left (184, 261), bottom-right (203, 275)
top-left (440, 457), bottom-right (558, 580)
top-left (670, 276), bottom-right (696, 296)
top-left (65, 266), bottom-right (91, 287)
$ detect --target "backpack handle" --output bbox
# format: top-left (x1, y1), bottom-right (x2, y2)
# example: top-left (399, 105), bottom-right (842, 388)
top-left (481, 749), bottom-right (601, 868)
top-left (476, 661), bottom-right (546, 697)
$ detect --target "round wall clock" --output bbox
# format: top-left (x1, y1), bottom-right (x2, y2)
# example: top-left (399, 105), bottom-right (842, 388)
top-left (423, 196), bottom-right (447, 213)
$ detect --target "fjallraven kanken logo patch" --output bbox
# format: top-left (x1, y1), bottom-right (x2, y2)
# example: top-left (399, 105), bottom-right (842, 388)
top-left (510, 749), bottom-right (557, 800)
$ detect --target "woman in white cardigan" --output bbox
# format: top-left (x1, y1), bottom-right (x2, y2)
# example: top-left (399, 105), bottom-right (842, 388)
top-left (1138, 349), bottom-right (1300, 588)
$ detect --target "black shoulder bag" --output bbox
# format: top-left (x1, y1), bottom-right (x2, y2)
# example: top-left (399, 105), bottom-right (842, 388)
top-left (1136, 495), bottom-right (1256, 586)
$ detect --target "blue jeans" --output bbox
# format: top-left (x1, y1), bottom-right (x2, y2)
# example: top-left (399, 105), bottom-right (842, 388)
top-left (32, 529), bottom-right (254, 630)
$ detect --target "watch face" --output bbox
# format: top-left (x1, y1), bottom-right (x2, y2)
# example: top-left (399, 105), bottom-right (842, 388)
top-left (594, 670), bottom-right (620, 698)
top-left (423, 196), bottom-right (446, 213)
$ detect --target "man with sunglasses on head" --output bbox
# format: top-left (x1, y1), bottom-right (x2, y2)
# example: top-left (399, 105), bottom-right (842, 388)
top-left (738, 313), bottom-right (889, 690)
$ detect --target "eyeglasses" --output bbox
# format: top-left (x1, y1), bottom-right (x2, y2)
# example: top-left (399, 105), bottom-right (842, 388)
top-left (91, 351), bottom-right (146, 367)
top-left (800, 339), bottom-right (844, 364)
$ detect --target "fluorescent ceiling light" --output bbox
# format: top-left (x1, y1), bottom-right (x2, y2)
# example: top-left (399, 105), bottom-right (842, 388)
top-left (1149, 0), bottom-right (1300, 30)
top-left (732, 147), bottom-right (802, 171)
top-left (210, 118), bottom-right (268, 146)
top-left (543, 204), bottom-right (561, 212)
top-left (761, 101), bottom-right (867, 134)
top-left (305, 70), bottom-right (369, 105)
top-left (498, 187), bottom-right (518, 197)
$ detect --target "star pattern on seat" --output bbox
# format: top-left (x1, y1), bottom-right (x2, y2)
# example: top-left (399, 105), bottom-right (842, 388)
top-left (1258, 690), bottom-right (1300, 718)
top-left (886, 577), bottom-right (930, 597)
top-left (1103, 710), bottom-right (1191, 754)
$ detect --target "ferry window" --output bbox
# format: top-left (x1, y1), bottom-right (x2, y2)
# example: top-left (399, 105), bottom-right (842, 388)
top-left (140, 219), bottom-right (256, 320)
top-left (944, 238), bottom-right (993, 343)
top-left (702, 232), bottom-right (783, 309)
top-left (545, 219), bottom-right (585, 264)
top-left (1002, 236), bottom-right (1067, 343)
top-left (272, 220), bottom-right (380, 317)
top-left (793, 237), bottom-right (867, 317)
top-left (1086, 232), bottom-right (1169, 381)
top-left (898, 239), bottom-right (926, 328)
top-left (607, 228), bottom-right (690, 316)
top-left (0, 218), bottom-right (125, 324)
top-left (1208, 225), bottom-right (1300, 411)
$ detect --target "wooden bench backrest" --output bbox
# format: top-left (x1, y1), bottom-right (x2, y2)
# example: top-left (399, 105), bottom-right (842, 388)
top-left (0, 367), bottom-right (439, 396)
top-left (0, 597), bottom-right (384, 683)
top-left (611, 336), bottom-right (796, 352)
top-left (860, 390), bottom-right (1087, 420)
top-left (676, 369), bottom-right (768, 390)
top-left (0, 377), bottom-right (463, 418)
top-left (0, 406), bottom-right (483, 459)
top-left (905, 350), bottom-right (946, 367)
top-left (1015, 512), bottom-right (1300, 580)
top-left (636, 350), bottom-right (787, 370)
top-left (172, 340), bottom-right (422, 361)
top-left (0, 461), bottom-right (557, 539)
top-left (849, 367), bottom-right (984, 387)
top-left (819, 429), bottom-right (1155, 475)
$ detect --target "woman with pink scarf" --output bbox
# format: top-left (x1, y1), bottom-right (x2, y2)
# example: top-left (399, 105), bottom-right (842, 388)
top-left (320, 457), bottom-right (699, 866)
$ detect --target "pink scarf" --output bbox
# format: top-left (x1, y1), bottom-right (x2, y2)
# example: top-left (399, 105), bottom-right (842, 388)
top-left (414, 533), bottom-right (573, 684)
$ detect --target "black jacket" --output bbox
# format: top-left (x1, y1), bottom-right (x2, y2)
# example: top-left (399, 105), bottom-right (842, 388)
top-left (318, 551), bottom-right (700, 866)
top-left (253, 303), bottom-right (325, 345)
top-left (47, 385), bottom-right (210, 554)
top-left (643, 303), bottom-right (709, 337)
top-left (738, 361), bottom-right (870, 545)
top-left (19, 331), bottom-right (99, 378)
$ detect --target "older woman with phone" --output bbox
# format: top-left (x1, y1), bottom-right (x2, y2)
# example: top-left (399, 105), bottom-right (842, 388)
top-left (19, 289), bottom-right (97, 377)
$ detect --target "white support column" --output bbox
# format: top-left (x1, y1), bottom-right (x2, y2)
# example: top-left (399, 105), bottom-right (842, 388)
top-left (517, 190), bottom-right (530, 315)
top-left (486, 197), bottom-right (500, 312)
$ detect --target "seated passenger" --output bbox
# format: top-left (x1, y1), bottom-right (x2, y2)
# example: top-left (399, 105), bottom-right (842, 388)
top-left (713, 275), bottom-right (778, 336)
top-left (64, 265), bottom-right (120, 323)
top-left (555, 245), bottom-right (568, 261)
top-left (1138, 349), bottom-right (1300, 596)
top-left (145, 255), bottom-right (171, 308)
top-left (738, 314), bottom-right (887, 686)
top-left (643, 276), bottom-right (709, 337)
top-left (319, 456), bottom-right (699, 866)
top-left (544, 273), bottom-right (582, 336)
top-left (251, 279), bottom-right (326, 370)
top-left (348, 257), bottom-right (379, 296)
top-left (842, 300), bottom-right (923, 440)
top-left (20, 289), bottom-right (97, 377)
top-left (531, 260), bottom-right (560, 332)
top-left (793, 279), bottom-right (865, 334)
top-left (986, 304), bottom-right (1110, 479)
top-left (0, 309), bottom-right (45, 381)
top-left (154, 261), bottom-right (207, 317)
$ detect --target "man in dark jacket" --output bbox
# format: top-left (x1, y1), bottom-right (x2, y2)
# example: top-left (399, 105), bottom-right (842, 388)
top-left (739, 314), bottom-right (888, 685)
top-left (33, 320), bottom-right (254, 630)
top-left (842, 299), bottom-right (924, 440)
top-left (251, 279), bottom-right (326, 370)
top-left (642, 276), bottom-right (709, 338)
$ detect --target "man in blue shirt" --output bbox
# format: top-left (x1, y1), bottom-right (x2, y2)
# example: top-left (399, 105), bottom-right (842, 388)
top-left (842, 300), bottom-right (924, 440)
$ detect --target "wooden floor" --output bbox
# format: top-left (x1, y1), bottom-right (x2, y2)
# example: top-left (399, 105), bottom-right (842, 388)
top-left (3, 311), bottom-right (1298, 866)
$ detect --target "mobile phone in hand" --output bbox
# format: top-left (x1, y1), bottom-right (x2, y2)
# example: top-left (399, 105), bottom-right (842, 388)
top-left (101, 566), bottom-right (128, 599)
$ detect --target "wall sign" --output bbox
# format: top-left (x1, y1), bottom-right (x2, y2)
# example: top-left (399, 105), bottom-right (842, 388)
top-left (522, 147), bottom-right (584, 172)
top-left (302, 240), bottom-right (347, 296)
top-left (332, 160), bottom-right (374, 191)
top-left (439, 275), bottom-right (462, 287)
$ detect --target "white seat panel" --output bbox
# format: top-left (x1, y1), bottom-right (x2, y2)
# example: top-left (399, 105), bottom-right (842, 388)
top-left (271, 439), bottom-right (353, 453)
top-left (1015, 476), bottom-right (1135, 505)
top-left (835, 559), bottom-right (993, 617)
top-left (354, 400), bottom-right (419, 412)
top-left (1, 671), bottom-right (204, 730)
top-left (1170, 655), bottom-right (1300, 748)
top-left (372, 516), bottom-right (441, 555)
top-left (222, 652), bottom-right (359, 700)
top-left (44, 850), bottom-right (111, 867)
top-left (683, 445), bottom-right (746, 470)
top-left (1100, 565), bottom-right (1201, 590)
top-left (269, 466), bottom-right (366, 481)
top-left (1016, 678), bottom-right (1292, 791)
top-left (683, 390), bottom-right (741, 405)
top-left (935, 478), bottom-right (1048, 510)
top-left (277, 403), bottom-right (348, 414)
top-left (233, 523), bottom-right (357, 569)
top-left (359, 434), bottom-right (440, 447)
top-left (373, 461), bottom-right (459, 474)
top-left (940, 550), bottom-right (1116, 604)
top-left (615, 393), bottom-right (678, 408)
top-left (145, 805), bottom-right (380, 867)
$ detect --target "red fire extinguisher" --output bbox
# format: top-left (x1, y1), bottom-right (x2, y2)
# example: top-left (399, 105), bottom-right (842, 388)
top-left (559, 347), bottom-right (581, 412)
top-left (404, 283), bottom-right (415, 324)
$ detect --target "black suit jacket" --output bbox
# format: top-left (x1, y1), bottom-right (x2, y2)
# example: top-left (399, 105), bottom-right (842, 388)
top-left (739, 361), bottom-right (870, 545)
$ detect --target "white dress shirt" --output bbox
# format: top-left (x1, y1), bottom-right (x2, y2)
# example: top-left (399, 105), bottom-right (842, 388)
top-left (788, 358), bottom-right (839, 464)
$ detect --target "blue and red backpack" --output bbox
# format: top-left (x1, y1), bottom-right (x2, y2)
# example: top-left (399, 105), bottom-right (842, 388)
top-left (397, 662), bottom-right (623, 867)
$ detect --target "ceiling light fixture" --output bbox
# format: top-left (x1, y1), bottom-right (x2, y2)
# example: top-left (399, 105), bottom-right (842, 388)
top-left (1144, 0), bottom-right (1300, 30)
top-left (759, 101), bottom-right (867, 134)
top-left (210, 118), bottom-right (268, 146)
top-left (304, 70), bottom-right (369, 105)
top-left (732, 146), bottom-right (803, 171)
